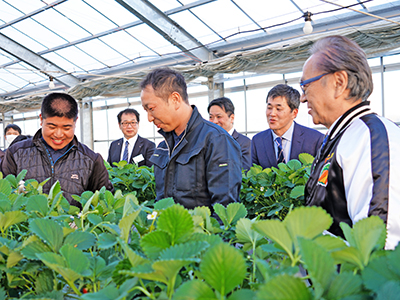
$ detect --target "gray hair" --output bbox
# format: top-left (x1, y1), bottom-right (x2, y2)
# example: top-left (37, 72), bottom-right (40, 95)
top-left (310, 35), bottom-right (373, 101)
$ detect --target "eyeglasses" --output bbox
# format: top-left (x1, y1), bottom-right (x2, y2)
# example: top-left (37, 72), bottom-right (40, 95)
top-left (300, 72), bottom-right (330, 93)
top-left (121, 121), bottom-right (138, 127)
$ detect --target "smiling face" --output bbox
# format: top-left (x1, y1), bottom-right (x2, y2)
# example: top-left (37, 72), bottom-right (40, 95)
top-left (266, 96), bottom-right (298, 137)
top-left (40, 115), bottom-right (76, 150)
top-left (209, 105), bottom-right (234, 132)
top-left (141, 85), bottom-right (179, 133)
top-left (300, 54), bottom-right (337, 128)
top-left (119, 113), bottom-right (139, 139)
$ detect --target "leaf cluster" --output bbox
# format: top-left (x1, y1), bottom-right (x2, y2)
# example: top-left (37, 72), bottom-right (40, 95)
top-left (241, 153), bottom-right (314, 220)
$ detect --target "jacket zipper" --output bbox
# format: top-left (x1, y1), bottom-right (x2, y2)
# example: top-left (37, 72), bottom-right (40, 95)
top-left (44, 144), bottom-right (74, 185)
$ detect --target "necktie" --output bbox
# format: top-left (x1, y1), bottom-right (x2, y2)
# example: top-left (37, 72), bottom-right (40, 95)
top-left (122, 140), bottom-right (129, 162)
top-left (275, 137), bottom-right (285, 164)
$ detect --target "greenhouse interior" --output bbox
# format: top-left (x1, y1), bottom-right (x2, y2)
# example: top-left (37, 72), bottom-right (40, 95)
top-left (1, 0), bottom-right (400, 299)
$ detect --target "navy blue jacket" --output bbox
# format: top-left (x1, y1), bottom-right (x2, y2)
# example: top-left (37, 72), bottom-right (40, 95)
top-left (232, 129), bottom-right (251, 170)
top-left (251, 122), bottom-right (323, 169)
top-left (107, 135), bottom-right (155, 167)
top-left (150, 106), bottom-right (242, 210)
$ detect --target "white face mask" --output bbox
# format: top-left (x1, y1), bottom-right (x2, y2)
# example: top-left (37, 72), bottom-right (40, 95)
top-left (6, 134), bottom-right (18, 147)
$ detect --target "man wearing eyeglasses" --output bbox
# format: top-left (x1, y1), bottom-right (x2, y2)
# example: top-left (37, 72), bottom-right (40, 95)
top-left (107, 108), bottom-right (155, 167)
top-left (301, 35), bottom-right (400, 250)
top-left (251, 84), bottom-right (323, 169)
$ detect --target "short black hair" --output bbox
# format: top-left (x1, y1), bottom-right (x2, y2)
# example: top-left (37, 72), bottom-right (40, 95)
top-left (41, 93), bottom-right (78, 121)
top-left (117, 108), bottom-right (140, 124)
top-left (207, 97), bottom-right (235, 116)
top-left (140, 68), bottom-right (189, 104)
top-left (266, 84), bottom-right (300, 111)
top-left (4, 124), bottom-right (21, 136)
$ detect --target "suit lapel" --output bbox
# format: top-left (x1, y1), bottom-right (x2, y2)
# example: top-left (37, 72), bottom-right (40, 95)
top-left (130, 136), bottom-right (143, 163)
top-left (290, 122), bottom-right (304, 160)
top-left (232, 129), bottom-right (239, 140)
top-left (264, 130), bottom-right (277, 167)
top-left (113, 138), bottom-right (123, 162)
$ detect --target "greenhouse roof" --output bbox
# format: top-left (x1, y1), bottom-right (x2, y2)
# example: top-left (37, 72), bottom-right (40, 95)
top-left (1, 0), bottom-right (400, 113)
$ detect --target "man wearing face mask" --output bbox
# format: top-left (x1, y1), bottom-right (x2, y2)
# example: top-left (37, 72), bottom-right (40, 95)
top-left (4, 124), bottom-right (22, 148)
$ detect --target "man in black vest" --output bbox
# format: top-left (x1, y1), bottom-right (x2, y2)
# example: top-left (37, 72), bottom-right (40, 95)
top-left (1, 93), bottom-right (114, 207)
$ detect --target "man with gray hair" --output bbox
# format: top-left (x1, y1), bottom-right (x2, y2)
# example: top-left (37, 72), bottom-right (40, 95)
top-left (251, 84), bottom-right (323, 169)
top-left (301, 35), bottom-right (400, 250)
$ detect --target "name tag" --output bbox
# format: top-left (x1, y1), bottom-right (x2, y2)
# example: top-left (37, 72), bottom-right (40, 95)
top-left (133, 154), bottom-right (144, 164)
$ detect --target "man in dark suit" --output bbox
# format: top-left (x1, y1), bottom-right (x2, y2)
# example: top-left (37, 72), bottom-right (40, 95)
top-left (252, 84), bottom-right (323, 169)
top-left (208, 97), bottom-right (251, 170)
top-left (107, 108), bottom-right (155, 167)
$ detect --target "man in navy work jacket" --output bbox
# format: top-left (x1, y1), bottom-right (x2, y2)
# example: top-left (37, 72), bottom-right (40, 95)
top-left (140, 68), bottom-right (242, 211)
top-left (107, 108), bottom-right (155, 167)
top-left (1, 93), bottom-right (114, 207)
top-left (208, 97), bottom-right (251, 171)
top-left (252, 84), bottom-right (323, 169)
top-left (301, 35), bottom-right (400, 250)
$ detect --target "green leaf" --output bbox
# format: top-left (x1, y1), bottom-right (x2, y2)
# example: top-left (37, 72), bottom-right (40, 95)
top-left (362, 246), bottom-right (400, 293)
top-left (157, 204), bottom-right (194, 245)
top-left (351, 216), bottom-right (386, 265)
top-left (121, 262), bottom-right (166, 283)
top-left (313, 234), bottom-right (348, 252)
top-left (16, 169), bottom-right (27, 184)
top-left (6, 251), bottom-right (23, 268)
top-left (298, 153), bottom-right (315, 165)
top-left (0, 211), bottom-right (27, 232)
top-left (122, 193), bottom-right (139, 218)
top-left (120, 240), bottom-right (148, 267)
top-left (340, 222), bottom-right (356, 246)
top-left (63, 231), bottom-right (96, 250)
top-left (154, 197), bottom-right (175, 210)
top-left (235, 218), bottom-right (263, 245)
top-left (5, 174), bottom-right (17, 188)
top-left (60, 244), bottom-right (90, 275)
top-left (331, 247), bottom-right (364, 270)
top-left (48, 181), bottom-right (62, 201)
top-left (141, 231), bottom-right (171, 259)
top-left (284, 206), bottom-right (332, 241)
top-left (226, 203), bottom-right (247, 225)
top-left (97, 233), bottom-right (118, 250)
top-left (326, 272), bottom-right (363, 299)
top-left (82, 191), bottom-right (99, 215)
top-left (200, 243), bottom-right (246, 296)
top-left (119, 209), bottom-right (141, 243)
top-left (289, 185), bottom-right (304, 199)
top-left (228, 289), bottom-right (256, 300)
top-left (0, 180), bottom-right (12, 196)
top-left (30, 219), bottom-right (63, 252)
top-left (80, 284), bottom-right (119, 300)
top-left (286, 159), bottom-right (302, 170)
top-left (376, 281), bottom-right (400, 300)
top-left (253, 219), bottom-right (294, 261)
top-left (159, 241), bottom-right (209, 260)
top-left (87, 214), bottom-right (102, 225)
top-left (0, 200), bottom-right (11, 214)
top-left (35, 269), bottom-right (55, 294)
top-left (21, 240), bottom-right (52, 260)
top-left (173, 280), bottom-right (216, 300)
top-left (213, 203), bottom-right (228, 227)
top-left (25, 195), bottom-right (49, 216)
top-left (256, 274), bottom-right (312, 300)
top-left (298, 237), bottom-right (335, 298)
